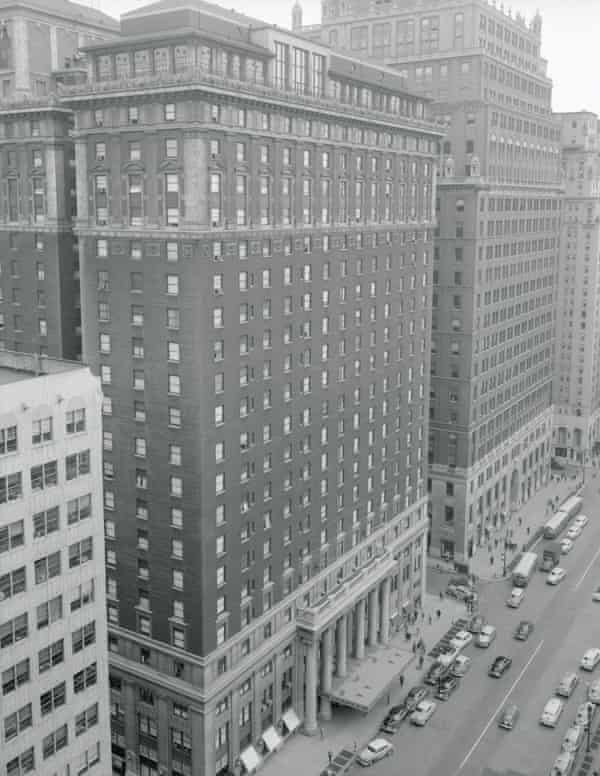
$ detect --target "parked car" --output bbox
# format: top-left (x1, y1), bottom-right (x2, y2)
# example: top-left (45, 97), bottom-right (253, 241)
top-left (405, 685), bottom-right (429, 712)
top-left (561, 725), bottom-right (584, 754)
top-left (438, 644), bottom-right (461, 667)
top-left (476, 625), bottom-right (497, 648)
top-left (449, 630), bottom-right (473, 650)
top-left (357, 738), bottom-right (394, 766)
top-left (489, 656), bottom-right (512, 678)
top-left (588, 680), bottom-right (600, 704)
top-left (581, 648), bottom-right (600, 671)
top-left (574, 514), bottom-right (589, 528)
top-left (468, 614), bottom-right (487, 634)
top-left (560, 538), bottom-right (574, 555)
top-left (425, 662), bottom-right (451, 687)
top-left (446, 584), bottom-right (477, 603)
top-left (592, 586), bottom-right (600, 602)
top-left (514, 620), bottom-right (534, 641)
top-left (566, 524), bottom-right (583, 540)
top-left (498, 703), bottom-right (520, 730)
top-left (549, 752), bottom-right (575, 776)
top-left (451, 655), bottom-right (472, 678)
top-left (435, 676), bottom-right (459, 701)
top-left (547, 567), bottom-right (567, 585)
top-left (575, 701), bottom-right (597, 726)
top-left (556, 672), bottom-right (579, 698)
top-left (380, 704), bottom-right (409, 734)
top-left (540, 697), bottom-right (564, 727)
top-left (410, 700), bottom-right (437, 727)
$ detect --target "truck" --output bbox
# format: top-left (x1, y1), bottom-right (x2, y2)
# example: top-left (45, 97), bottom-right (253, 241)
top-left (539, 541), bottom-right (561, 572)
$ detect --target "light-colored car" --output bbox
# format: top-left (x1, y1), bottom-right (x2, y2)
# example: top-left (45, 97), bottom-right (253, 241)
top-left (560, 538), bottom-right (574, 555)
top-left (410, 700), bottom-right (437, 727)
top-left (592, 586), bottom-right (600, 602)
top-left (450, 630), bottom-right (473, 650)
top-left (556, 672), bottom-right (579, 698)
top-left (476, 625), bottom-right (497, 648)
top-left (581, 648), bottom-right (600, 671)
top-left (547, 567), bottom-right (567, 585)
top-left (549, 751), bottom-right (575, 776)
top-left (437, 644), bottom-right (461, 667)
top-left (540, 697), bottom-right (564, 727)
top-left (451, 655), bottom-right (472, 677)
top-left (507, 588), bottom-right (525, 608)
top-left (561, 725), bottom-right (584, 754)
top-left (574, 514), bottom-right (589, 528)
top-left (588, 680), bottom-right (600, 704)
top-left (566, 524), bottom-right (582, 540)
top-left (357, 738), bottom-right (395, 766)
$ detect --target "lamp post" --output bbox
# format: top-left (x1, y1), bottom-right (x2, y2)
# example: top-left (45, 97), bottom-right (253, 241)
top-left (587, 701), bottom-right (594, 752)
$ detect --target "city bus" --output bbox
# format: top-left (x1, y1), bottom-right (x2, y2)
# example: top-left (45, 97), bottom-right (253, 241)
top-left (544, 510), bottom-right (571, 539)
top-left (560, 495), bottom-right (583, 520)
top-left (512, 551), bottom-right (538, 587)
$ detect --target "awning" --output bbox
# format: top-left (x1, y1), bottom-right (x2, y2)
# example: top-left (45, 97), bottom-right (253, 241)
top-left (239, 745), bottom-right (261, 774)
top-left (261, 725), bottom-right (283, 752)
top-left (281, 708), bottom-right (301, 734)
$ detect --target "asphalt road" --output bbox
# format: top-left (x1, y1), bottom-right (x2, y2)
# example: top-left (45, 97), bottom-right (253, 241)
top-left (354, 478), bottom-right (600, 776)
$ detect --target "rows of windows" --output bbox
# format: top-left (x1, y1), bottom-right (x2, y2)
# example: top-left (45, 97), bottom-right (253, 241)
top-left (0, 409), bottom-right (86, 458)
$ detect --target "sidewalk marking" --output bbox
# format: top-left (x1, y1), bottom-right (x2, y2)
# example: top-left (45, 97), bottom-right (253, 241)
top-left (574, 543), bottom-right (600, 591)
top-left (454, 639), bottom-right (544, 774)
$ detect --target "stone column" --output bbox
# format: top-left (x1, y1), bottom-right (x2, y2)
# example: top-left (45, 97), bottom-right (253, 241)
top-left (368, 588), bottom-right (378, 647)
top-left (50, 25), bottom-right (58, 71)
top-left (304, 641), bottom-right (318, 735)
top-left (320, 628), bottom-right (333, 720)
top-left (272, 653), bottom-right (282, 724)
top-left (380, 577), bottom-right (391, 645)
top-left (336, 615), bottom-right (347, 678)
top-left (229, 689), bottom-right (240, 761)
top-left (13, 17), bottom-right (30, 95)
top-left (74, 140), bottom-right (89, 221)
top-left (355, 599), bottom-right (366, 660)
top-left (346, 607), bottom-right (354, 658)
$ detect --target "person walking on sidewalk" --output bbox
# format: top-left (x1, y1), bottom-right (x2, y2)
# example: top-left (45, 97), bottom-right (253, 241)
top-left (399, 673), bottom-right (405, 688)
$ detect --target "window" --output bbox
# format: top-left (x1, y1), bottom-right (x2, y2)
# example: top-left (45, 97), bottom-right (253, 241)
top-left (30, 460), bottom-right (58, 490)
top-left (0, 519), bottom-right (24, 554)
top-left (166, 174), bottom-right (180, 225)
top-left (1, 658), bottom-right (30, 695)
top-left (66, 450), bottom-right (90, 480)
top-left (0, 566), bottom-right (26, 600)
top-left (67, 494), bottom-right (91, 524)
top-left (0, 472), bottom-right (22, 504)
top-left (70, 580), bottom-right (94, 612)
top-left (72, 621), bottom-right (96, 653)
top-left (38, 639), bottom-right (64, 673)
top-left (34, 551), bottom-right (60, 584)
top-left (0, 613), bottom-right (28, 648)
top-left (165, 103), bottom-right (176, 120)
top-left (36, 595), bottom-right (62, 629)
top-left (42, 724), bottom-right (68, 759)
top-left (167, 274), bottom-right (179, 295)
top-left (165, 138), bottom-right (178, 158)
top-left (75, 703), bottom-right (98, 736)
top-left (68, 537), bottom-right (93, 568)
top-left (73, 662), bottom-right (97, 694)
top-left (33, 507), bottom-right (59, 538)
top-left (0, 425), bottom-right (17, 454)
top-left (4, 703), bottom-right (32, 741)
top-left (32, 417), bottom-right (52, 444)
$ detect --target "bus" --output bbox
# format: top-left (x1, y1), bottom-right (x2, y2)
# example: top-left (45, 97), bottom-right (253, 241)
top-left (544, 510), bottom-right (571, 539)
top-left (512, 551), bottom-right (538, 587)
top-left (560, 495), bottom-right (583, 520)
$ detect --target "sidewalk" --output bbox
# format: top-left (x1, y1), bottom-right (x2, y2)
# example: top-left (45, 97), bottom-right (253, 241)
top-left (470, 472), bottom-right (583, 582)
top-left (259, 593), bottom-right (466, 776)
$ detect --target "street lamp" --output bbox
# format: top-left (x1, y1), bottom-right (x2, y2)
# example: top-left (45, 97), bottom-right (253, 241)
top-left (501, 551), bottom-right (507, 577)
top-left (587, 701), bottom-right (594, 752)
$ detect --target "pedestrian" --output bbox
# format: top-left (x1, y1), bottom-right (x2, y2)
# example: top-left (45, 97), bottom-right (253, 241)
top-left (412, 641), bottom-right (417, 654)
top-left (490, 555), bottom-right (494, 565)
top-left (319, 726), bottom-right (324, 740)
top-left (386, 692), bottom-right (391, 705)
top-left (399, 674), bottom-right (405, 688)
top-left (439, 591), bottom-right (444, 601)
top-left (428, 614), bottom-right (432, 626)
top-left (418, 654), bottom-right (424, 669)
top-left (527, 526), bottom-right (530, 536)
top-left (436, 609), bottom-right (441, 619)
top-left (328, 751), bottom-right (333, 765)
top-left (353, 741), bottom-right (358, 754)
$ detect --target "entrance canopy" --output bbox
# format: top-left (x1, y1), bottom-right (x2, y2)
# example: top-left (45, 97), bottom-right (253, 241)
top-left (281, 708), bottom-right (301, 734)
top-left (261, 725), bottom-right (282, 752)
top-left (328, 643), bottom-right (413, 713)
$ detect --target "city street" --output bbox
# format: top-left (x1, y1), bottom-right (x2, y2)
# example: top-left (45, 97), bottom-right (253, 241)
top-left (347, 474), bottom-right (600, 776)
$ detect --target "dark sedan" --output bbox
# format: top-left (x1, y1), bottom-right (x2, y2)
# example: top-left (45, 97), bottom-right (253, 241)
top-left (514, 620), bottom-right (534, 641)
top-left (380, 704), bottom-right (409, 734)
top-left (435, 675), bottom-right (459, 700)
top-left (405, 685), bottom-right (430, 712)
top-left (425, 662), bottom-right (451, 686)
top-left (489, 656), bottom-right (513, 678)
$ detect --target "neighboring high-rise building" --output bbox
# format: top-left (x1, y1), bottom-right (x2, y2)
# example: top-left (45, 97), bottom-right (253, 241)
top-left (60, 1), bottom-right (441, 773)
top-left (307, 0), bottom-right (562, 567)
top-left (0, 350), bottom-right (109, 776)
top-left (0, 1), bottom-right (118, 360)
top-left (553, 111), bottom-right (600, 462)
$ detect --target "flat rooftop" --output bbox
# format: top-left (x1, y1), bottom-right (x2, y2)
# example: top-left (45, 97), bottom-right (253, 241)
top-left (0, 351), bottom-right (85, 386)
